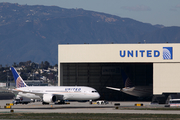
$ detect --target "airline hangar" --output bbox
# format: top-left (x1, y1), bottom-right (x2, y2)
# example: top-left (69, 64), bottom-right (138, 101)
top-left (58, 44), bottom-right (180, 101)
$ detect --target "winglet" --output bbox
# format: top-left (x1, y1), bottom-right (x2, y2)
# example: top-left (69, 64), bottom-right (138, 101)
top-left (11, 67), bottom-right (27, 88)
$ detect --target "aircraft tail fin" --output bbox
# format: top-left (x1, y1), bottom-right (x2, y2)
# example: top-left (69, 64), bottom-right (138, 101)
top-left (121, 70), bottom-right (134, 88)
top-left (11, 67), bottom-right (28, 88)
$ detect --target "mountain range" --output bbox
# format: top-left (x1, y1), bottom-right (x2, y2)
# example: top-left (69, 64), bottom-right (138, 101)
top-left (0, 2), bottom-right (180, 66)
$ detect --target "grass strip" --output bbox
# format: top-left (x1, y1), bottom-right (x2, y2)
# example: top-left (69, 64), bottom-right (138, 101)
top-left (0, 113), bottom-right (180, 119)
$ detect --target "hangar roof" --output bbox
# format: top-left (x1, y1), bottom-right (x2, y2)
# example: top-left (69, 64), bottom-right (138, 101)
top-left (58, 43), bottom-right (180, 63)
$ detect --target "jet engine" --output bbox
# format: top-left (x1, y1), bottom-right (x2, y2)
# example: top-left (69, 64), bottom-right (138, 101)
top-left (43, 94), bottom-right (56, 103)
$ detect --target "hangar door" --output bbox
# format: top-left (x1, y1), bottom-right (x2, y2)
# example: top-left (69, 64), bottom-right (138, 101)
top-left (62, 63), bottom-right (153, 101)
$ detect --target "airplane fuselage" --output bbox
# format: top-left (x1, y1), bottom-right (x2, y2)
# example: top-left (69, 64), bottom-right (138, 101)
top-left (14, 86), bottom-right (100, 101)
top-left (122, 86), bottom-right (153, 97)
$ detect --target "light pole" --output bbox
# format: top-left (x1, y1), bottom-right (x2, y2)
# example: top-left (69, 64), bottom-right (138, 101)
top-left (6, 69), bottom-right (9, 88)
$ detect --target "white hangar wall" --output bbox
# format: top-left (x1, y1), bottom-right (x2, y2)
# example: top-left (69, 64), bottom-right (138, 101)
top-left (153, 63), bottom-right (180, 94)
top-left (58, 43), bottom-right (180, 95)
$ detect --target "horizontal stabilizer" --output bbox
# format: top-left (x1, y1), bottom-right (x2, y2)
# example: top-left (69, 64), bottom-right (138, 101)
top-left (106, 87), bottom-right (121, 91)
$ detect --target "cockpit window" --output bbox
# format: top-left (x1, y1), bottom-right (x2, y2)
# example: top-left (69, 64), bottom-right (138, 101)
top-left (92, 91), bottom-right (97, 93)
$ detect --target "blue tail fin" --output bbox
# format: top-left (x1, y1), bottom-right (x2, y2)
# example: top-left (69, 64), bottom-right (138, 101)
top-left (121, 70), bottom-right (134, 87)
top-left (11, 67), bottom-right (27, 88)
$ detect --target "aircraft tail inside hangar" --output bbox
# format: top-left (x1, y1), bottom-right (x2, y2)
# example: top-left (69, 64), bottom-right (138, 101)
top-left (58, 44), bottom-right (180, 101)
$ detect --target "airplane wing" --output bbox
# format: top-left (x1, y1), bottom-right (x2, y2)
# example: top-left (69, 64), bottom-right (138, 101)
top-left (106, 87), bottom-right (121, 91)
top-left (12, 89), bottom-right (64, 100)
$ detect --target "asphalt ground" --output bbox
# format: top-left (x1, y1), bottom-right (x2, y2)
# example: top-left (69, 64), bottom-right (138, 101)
top-left (1, 100), bottom-right (180, 114)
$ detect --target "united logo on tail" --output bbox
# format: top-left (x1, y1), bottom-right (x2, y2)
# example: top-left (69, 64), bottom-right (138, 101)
top-left (11, 67), bottom-right (27, 88)
top-left (121, 70), bottom-right (134, 88)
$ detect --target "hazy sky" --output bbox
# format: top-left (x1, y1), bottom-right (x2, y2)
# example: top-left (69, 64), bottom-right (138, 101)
top-left (0, 0), bottom-right (180, 27)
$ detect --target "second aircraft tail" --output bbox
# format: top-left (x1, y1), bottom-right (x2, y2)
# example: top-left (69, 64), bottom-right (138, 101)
top-left (121, 70), bottom-right (134, 88)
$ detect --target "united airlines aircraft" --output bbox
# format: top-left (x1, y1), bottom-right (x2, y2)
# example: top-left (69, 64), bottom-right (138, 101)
top-left (106, 70), bottom-right (152, 97)
top-left (11, 67), bottom-right (100, 104)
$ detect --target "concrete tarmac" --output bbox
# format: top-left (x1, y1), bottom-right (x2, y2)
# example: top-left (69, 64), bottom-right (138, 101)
top-left (1, 100), bottom-right (180, 114)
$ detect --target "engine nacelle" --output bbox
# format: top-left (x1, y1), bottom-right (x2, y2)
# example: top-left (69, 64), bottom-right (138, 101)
top-left (43, 94), bottom-right (56, 103)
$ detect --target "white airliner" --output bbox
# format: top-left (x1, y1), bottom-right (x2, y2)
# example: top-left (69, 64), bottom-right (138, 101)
top-left (11, 67), bottom-right (100, 104)
top-left (106, 70), bottom-right (152, 97)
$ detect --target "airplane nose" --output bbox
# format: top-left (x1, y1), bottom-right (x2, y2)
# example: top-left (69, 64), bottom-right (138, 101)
top-left (96, 93), bottom-right (100, 99)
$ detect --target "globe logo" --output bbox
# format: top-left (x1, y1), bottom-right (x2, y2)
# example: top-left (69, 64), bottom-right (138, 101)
top-left (163, 47), bottom-right (173, 60)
